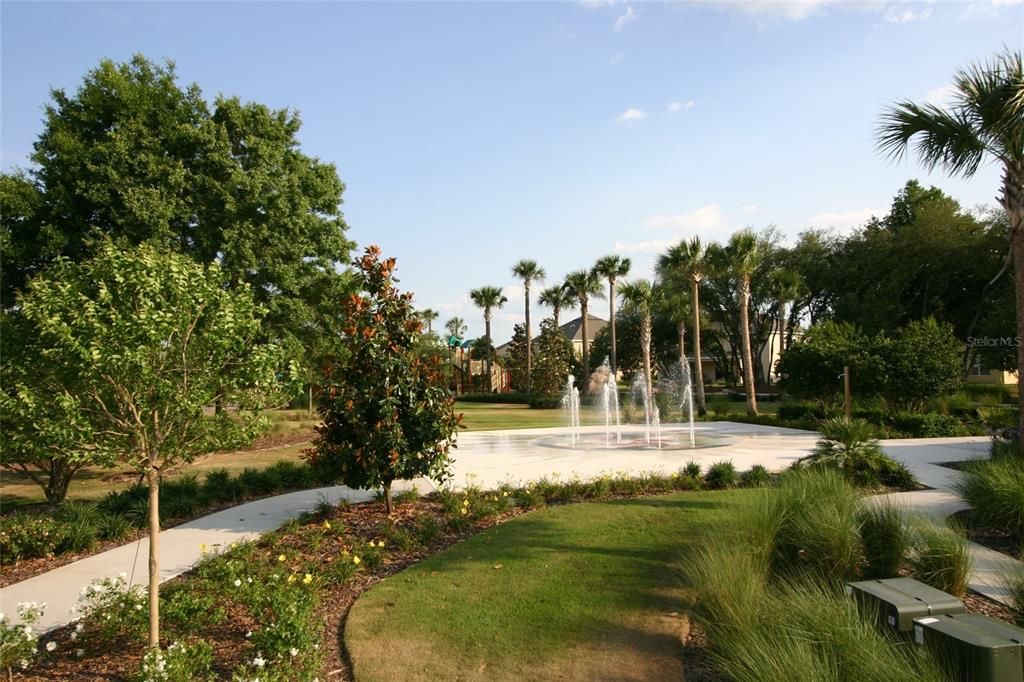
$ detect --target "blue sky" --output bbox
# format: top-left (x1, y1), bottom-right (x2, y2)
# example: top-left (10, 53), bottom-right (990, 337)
top-left (3, 1), bottom-right (1021, 343)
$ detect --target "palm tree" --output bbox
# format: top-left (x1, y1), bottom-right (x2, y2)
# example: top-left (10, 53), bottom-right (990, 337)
top-left (419, 308), bottom-right (439, 335)
top-left (657, 237), bottom-right (709, 415)
top-left (511, 259), bottom-right (546, 395)
top-left (877, 49), bottom-right (1024, 442)
top-left (445, 316), bottom-right (469, 392)
top-left (723, 230), bottom-right (763, 416)
top-left (592, 255), bottom-right (631, 377)
top-left (539, 285), bottom-right (576, 327)
top-left (469, 286), bottom-right (507, 391)
top-left (562, 270), bottom-right (603, 390)
top-left (619, 279), bottom-right (658, 416)
top-left (769, 269), bottom-right (804, 358)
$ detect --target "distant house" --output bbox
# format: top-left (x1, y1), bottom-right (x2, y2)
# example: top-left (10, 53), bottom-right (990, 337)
top-left (495, 313), bottom-right (607, 360)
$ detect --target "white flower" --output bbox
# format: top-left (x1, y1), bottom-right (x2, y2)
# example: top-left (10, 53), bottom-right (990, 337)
top-left (253, 655), bottom-right (266, 668)
top-left (70, 631), bottom-right (78, 641)
top-left (118, 572), bottom-right (127, 580)
top-left (75, 622), bottom-right (84, 633)
top-left (76, 649), bottom-right (84, 658)
top-left (234, 579), bottom-right (242, 587)
top-left (18, 659), bottom-right (28, 670)
top-left (134, 604), bottom-right (142, 611)
top-left (46, 641), bottom-right (57, 652)
top-left (289, 647), bottom-right (298, 657)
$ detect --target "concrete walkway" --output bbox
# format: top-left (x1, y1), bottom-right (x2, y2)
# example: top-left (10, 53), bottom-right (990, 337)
top-left (1, 422), bottom-right (1019, 631)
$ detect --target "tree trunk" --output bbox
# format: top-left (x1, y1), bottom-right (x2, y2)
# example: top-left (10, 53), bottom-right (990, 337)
top-left (581, 301), bottom-right (590, 391)
top-left (146, 464), bottom-right (161, 648)
top-left (307, 384), bottom-right (314, 418)
top-left (383, 481), bottom-right (394, 515)
top-left (691, 279), bottom-right (707, 416)
top-left (643, 315), bottom-right (654, 415)
top-left (484, 314), bottom-right (492, 392)
top-left (609, 280), bottom-right (618, 376)
top-left (739, 279), bottom-right (759, 416)
top-left (1003, 161), bottom-right (1024, 453)
top-left (525, 284), bottom-right (532, 395)
top-left (678, 319), bottom-right (686, 374)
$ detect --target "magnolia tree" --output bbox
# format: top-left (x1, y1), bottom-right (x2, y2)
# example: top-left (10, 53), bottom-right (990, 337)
top-left (309, 246), bottom-right (460, 514)
top-left (0, 242), bottom-right (286, 647)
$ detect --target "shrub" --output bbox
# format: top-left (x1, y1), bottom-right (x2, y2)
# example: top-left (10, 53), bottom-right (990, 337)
top-left (0, 602), bottom-right (45, 675)
top-left (683, 461), bottom-right (702, 479)
top-left (1003, 567), bottom-right (1024, 626)
top-left (98, 513), bottom-right (134, 543)
top-left (768, 469), bottom-right (863, 582)
top-left (889, 412), bottom-right (970, 438)
top-left (909, 522), bottom-right (972, 597)
top-left (800, 418), bottom-right (916, 490)
top-left (56, 501), bottom-right (104, 553)
top-left (76, 574), bottom-right (148, 643)
top-left (162, 585), bottom-right (225, 637)
top-left (457, 391), bottom-right (530, 404)
top-left (528, 395), bottom-right (562, 409)
top-left (777, 402), bottom-right (826, 421)
top-left (131, 640), bottom-right (214, 682)
top-left (858, 501), bottom-right (910, 579)
top-left (740, 465), bottom-right (772, 488)
top-left (0, 513), bottom-right (64, 562)
top-left (705, 461), bottom-right (738, 490)
top-left (954, 455), bottom-right (1024, 541)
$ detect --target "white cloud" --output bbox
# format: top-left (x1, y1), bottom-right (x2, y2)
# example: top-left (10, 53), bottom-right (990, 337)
top-left (616, 107), bottom-right (648, 124)
top-left (609, 52), bottom-right (624, 65)
top-left (806, 207), bottom-right (882, 232)
top-left (884, 6), bottom-right (932, 23)
top-left (646, 204), bottom-right (723, 231)
top-left (579, 0), bottom-right (621, 7)
top-left (668, 99), bottom-right (696, 113)
top-left (614, 6), bottom-right (636, 31)
top-left (614, 238), bottom-right (677, 255)
top-left (925, 84), bottom-right (956, 107)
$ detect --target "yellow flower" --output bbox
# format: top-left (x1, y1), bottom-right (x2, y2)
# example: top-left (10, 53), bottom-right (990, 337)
top-left (199, 543), bottom-right (208, 554)
top-left (323, 521), bottom-right (331, 530)
top-left (303, 574), bottom-right (313, 585)
top-left (278, 554), bottom-right (286, 562)
top-left (460, 508), bottom-right (468, 516)
top-left (502, 491), bottom-right (509, 497)
top-left (353, 556), bottom-right (362, 565)
top-left (287, 574), bottom-right (297, 583)
top-left (378, 540), bottom-right (385, 548)
top-left (462, 499), bottom-right (469, 506)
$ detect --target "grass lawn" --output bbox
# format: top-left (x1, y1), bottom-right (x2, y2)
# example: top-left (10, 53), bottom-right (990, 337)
top-left (346, 490), bottom-right (746, 681)
top-left (453, 401), bottom-right (603, 431)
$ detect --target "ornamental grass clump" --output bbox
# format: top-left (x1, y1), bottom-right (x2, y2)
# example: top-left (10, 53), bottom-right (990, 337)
top-left (909, 522), bottom-right (972, 597)
top-left (858, 501), bottom-right (911, 579)
top-left (705, 460), bottom-right (738, 490)
top-left (954, 454), bottom-right (1024, 541)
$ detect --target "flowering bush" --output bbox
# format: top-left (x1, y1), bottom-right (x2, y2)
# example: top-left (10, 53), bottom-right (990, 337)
top-left (76, 574), bottom-right (148, 642)
top-left (131, 640), bottom-right (214, 682)
top-left (0, 602), bottom-right (46, 676)
top-left (0, 513), bottom-right (64, 561)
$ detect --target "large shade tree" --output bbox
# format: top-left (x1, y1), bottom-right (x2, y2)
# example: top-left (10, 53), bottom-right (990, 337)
top-left (592, 255), bottom-right (631, 377)
top-left (1, 242), bottom-right (285, 648)
top-left (657, 237), bottom-right (709, 415)
top-left (469, 285), bottom-right (507, 389)
top-left (511, 259), bottom-right (546, 395)
top-left (877, 49), bottom-right (1023, 442)
top-left (0, 55), bottom-right (353, 390)
top-left (562, 269), bottom-right (604, 390)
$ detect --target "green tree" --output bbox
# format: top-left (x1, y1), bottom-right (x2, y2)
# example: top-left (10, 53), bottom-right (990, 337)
top-left (539, 284), bottom-right (576, 327)
top-left (721, 230), bottom-right (765, 415)
top-left (883, 318), bottom-right (963, 410)
top-left (469, 286), bottom-right (507, 389)
top-left (1, 242), bottom-right (284, 648)
top-left (505, 323), bottom-right (529, 392)
top-left (0, 55), bottom-right (353, 377)
top-left (511, 259), bottom-right (546, 395)
top-left (562, 269), bottom-right (604, 390)
top-left (531, 318), bottom-right (576, 402)
top-left (618, 280), bottom-right (659, 413)
top-left (657, 237), bottom-right (709, 414)
top-left (876, 48), bottom-right (1024, 442)
top-left (777, 321), bottom-right (883, 405)
top-left (591, 255), bottom-right (631, 377)
top-left (310, 246), bottom-right (459, 515)
top-left (419, 308), bottom-right (439, 335)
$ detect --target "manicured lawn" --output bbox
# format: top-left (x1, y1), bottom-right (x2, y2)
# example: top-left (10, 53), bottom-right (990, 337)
top-left (453, 401), bottom-right (603, 431)
top-left (346, 490), bottom-right (746, 681)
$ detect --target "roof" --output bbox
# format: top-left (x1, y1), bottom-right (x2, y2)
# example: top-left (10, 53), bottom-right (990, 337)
top-left (559, 313), bottom-right (607, 343)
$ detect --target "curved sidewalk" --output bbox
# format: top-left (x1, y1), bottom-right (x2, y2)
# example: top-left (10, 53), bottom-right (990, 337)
top-left (1, 423), bottom-right (1018, 631)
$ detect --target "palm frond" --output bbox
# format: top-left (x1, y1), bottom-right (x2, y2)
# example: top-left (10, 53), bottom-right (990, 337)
top-left (876, 100), bottom-right (987, 177)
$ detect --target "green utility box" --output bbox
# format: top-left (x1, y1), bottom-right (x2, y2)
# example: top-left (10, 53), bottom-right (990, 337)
top-left (913, 613), bottom-right (1024, 682)
top-left (846, 577), bottom-right (965, 632)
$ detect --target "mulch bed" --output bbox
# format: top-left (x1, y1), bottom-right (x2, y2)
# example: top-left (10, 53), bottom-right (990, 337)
top-left (950, 508), bottom-right (1021, 560)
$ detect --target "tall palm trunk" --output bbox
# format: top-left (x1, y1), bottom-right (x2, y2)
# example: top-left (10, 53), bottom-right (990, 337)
top-left (691, 278), bottom-right (706, 415)
top-left (581, 301), bottom-right (590, 390)
top-left (609, 280), bottom-right (618, 375)
top-left (642, 314), bottom-right (654, 416)
top-left (1004, 162), bottom-right (1024, 452)
top-left (524, 284), bottom-right (532, 395)
top-left (738, 278), bottom-right (759, 416)
top-left (484, 312), bottom-right (492, 391)
top-left (677, 320), bottom-right (686, 374)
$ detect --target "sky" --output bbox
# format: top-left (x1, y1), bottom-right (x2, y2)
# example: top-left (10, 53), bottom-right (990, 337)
top-left (2, 1), bottom-right (1022, 344)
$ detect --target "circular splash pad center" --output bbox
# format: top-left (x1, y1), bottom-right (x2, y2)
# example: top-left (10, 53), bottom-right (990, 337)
top-left (534, 430), bottom-right (733, 451)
